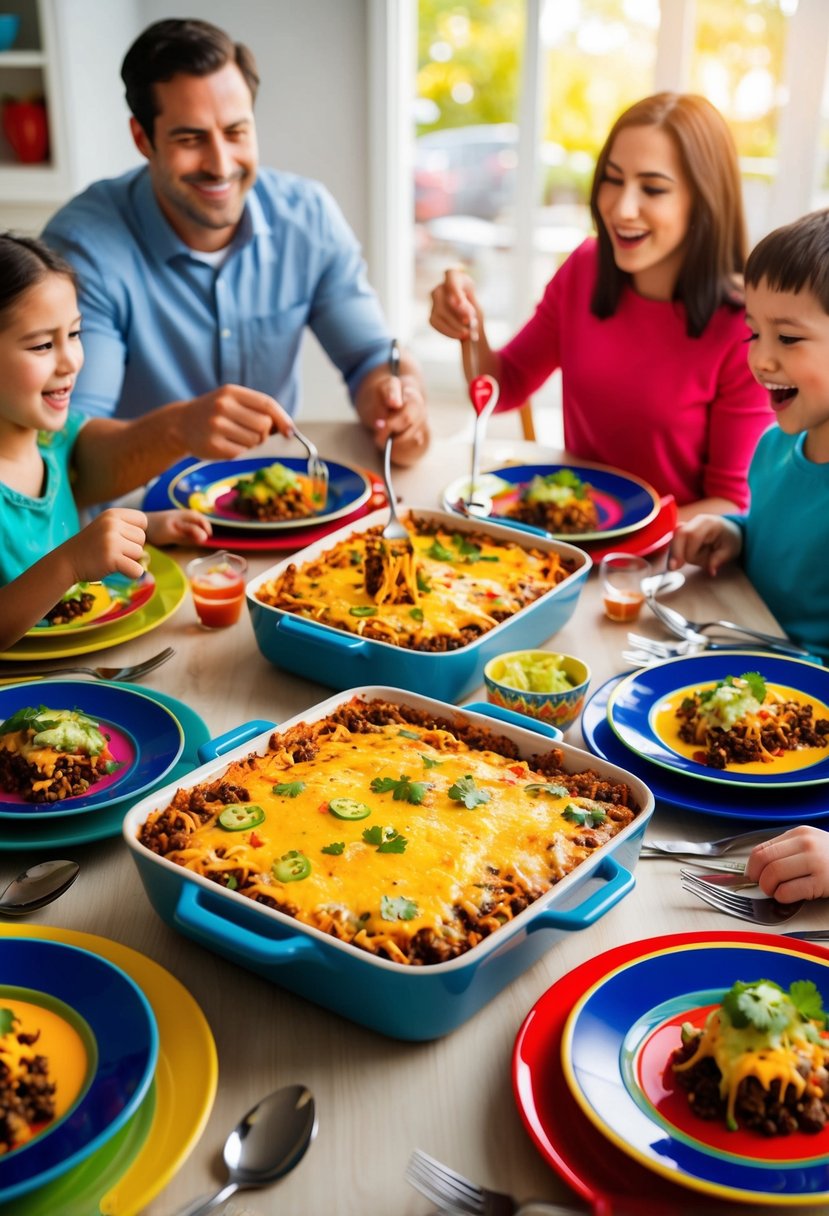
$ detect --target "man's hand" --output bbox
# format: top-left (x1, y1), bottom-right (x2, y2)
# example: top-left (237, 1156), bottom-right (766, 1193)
top-left (178, 385), bottom-right (295, 458)
top-left (355, 356), bottom-right (430, 467)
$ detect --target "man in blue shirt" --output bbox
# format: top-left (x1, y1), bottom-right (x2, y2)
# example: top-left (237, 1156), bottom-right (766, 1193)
top-left (42, 18), bottom-right (429, 465)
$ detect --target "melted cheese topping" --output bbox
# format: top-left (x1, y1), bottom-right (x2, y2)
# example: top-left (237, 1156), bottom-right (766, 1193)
top-left (147, 719), bottom-right (630, 961)
top-left (675, 1006), bottom-right (829, 1129)
top-left (255, 519), bottom-right (570, 647)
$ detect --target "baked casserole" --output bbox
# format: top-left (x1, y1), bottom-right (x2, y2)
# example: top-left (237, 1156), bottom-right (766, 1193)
top-left (138, 697), bottom-right (640, 966)
top-left (253, 514), bottom-right (576, 651)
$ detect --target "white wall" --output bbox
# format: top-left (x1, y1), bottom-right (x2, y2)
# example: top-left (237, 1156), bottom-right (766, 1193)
top-left (0, 0), bottom-right (373, 419)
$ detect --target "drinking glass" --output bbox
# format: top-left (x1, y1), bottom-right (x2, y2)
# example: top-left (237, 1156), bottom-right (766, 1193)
top-left (599, 553), bottom-right (651, 623)
top-left (186, 551), bottom-right (248, 629)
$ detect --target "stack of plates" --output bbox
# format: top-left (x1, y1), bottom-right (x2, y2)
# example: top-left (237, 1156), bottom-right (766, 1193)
top-left (0, 928), bottom-right (217, 1216)
top-left (0, 547), bottom-right (187, 664)
top-left (0, 681), bottom-right (210, 850)
top-left (513, 931), bottom-right (829, 1210)
top-left (143, 455), bottom-right (386, 552)
top-left (582, 651), bottom-right (829, 821)
top-left (442, 460), bottom-right (675, 559)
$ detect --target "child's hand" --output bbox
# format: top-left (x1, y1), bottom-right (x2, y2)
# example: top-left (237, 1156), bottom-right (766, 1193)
top-left (745, 826), bottom-right (829, 903)
top-left (145, 509), bottom-right (213, 547)
top-left (67, 508), bottom-right (148, 582)
top-left (670, 515), bottom-right (743, 575)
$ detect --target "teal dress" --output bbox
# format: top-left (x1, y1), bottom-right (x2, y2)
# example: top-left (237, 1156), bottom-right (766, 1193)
top-left (727, 427), bottom-right (829, 661)
top-left (0, 412), bottom-right (86, 584)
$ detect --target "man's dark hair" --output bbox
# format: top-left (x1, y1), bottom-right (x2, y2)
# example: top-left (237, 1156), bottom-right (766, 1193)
top-left (121, 18), bottom-right (259, 142)
top-left (745, 210), bottom-right (829, 315)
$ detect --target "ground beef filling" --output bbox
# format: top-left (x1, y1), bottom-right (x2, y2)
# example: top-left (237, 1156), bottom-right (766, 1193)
top-left (0, 747), bottom-right (108, 803)
top-left (43, 591), bottom-right (95, 625)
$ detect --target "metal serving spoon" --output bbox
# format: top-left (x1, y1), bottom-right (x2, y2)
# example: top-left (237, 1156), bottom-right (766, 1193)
top-left (175, 1083), bottom-right (318, 1216)
top-left (0, 859), bottom-right (79, 915)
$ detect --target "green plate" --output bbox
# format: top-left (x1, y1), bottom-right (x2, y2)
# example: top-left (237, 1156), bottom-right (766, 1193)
top-left (0, 548), bottom-right (186, 661)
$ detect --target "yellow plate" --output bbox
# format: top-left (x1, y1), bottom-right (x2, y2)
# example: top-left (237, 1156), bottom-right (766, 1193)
top-left (0, 547), bottom-right (186, 661)
top-left (0, 924), bottom-right (217, 1216)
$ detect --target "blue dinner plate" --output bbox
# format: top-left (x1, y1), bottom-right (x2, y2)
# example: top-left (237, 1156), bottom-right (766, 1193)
top-left (166, 456), bottom-right (371, 532)
top-left (583, 675), bottom-right (829, 821)
top-left (0, 938), bottom-right (157, 1204)
top-left (0, 682), bottom-right (184, 819)
top-left (607, 652), bottom-right (829, 790)
top-left (562, 940), bottom-right (829, 1204)
top-left (443, 461), bottom-right (660, 541)
top-left (0, 686), bottom-right (209, 846)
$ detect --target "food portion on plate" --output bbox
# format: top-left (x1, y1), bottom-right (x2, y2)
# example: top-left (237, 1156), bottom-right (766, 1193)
top-left (660, 672), bottom-right (829, 771)
top-left (254, 515), bottom-right (576, 651)
top-left (0, 707), bottom-right (121, 803)
top-left (226, 460), bottom-right (323, 522)
top-left (670, 978), bottom-right (829, 1136)
top-left (137, 696), bottom-right (641, 967)
top-left (41, 582), bottom-right (98, 627)
top-left (0, 1003), bottom-right (58, 1153)
top-left (503, 469), bottom-right (599, 534)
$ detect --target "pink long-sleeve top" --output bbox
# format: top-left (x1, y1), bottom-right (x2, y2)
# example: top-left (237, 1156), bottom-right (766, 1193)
top-left (496, 238), bottom-right (772, 509)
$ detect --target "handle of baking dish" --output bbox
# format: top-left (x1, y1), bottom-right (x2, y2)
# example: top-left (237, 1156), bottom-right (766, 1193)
top-left (464, 701), bottom-right (563, 742)
top-left (198, 719), bottom-right (276, 763)
top-left (527, 856), bottom-right (633, 932)
top-left (174, 882), bottom-right (330, 967)
top-left (278, 614), bottom-right (369, 654)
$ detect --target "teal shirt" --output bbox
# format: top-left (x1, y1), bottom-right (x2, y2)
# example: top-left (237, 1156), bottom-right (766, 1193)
top-left (728, 427), bottom-right (829, 660)
top-left (0, 412), bottom-right (86, 585)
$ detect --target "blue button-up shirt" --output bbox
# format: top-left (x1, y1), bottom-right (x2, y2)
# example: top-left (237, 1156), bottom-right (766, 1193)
top-left (42, 167), bottom-right (391, 420)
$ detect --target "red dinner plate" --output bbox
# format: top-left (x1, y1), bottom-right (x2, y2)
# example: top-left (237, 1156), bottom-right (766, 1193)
top-left (512, 930), bottom-right (829, 1216)
top-left (580, 495), bottom-right (676, 563)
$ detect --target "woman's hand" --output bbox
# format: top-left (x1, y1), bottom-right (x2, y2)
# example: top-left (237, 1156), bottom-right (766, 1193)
top-left (429, 268), bottom-right (481, 340)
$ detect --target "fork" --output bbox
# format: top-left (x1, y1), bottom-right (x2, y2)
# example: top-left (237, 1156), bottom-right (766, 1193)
top-left (291, 426), bottom-right (328, 506)
top-left (680, 871), bottom-right (804, 924)
top-left (380, 434), bottom-right (414, 555)
top-left (643, 826), bottom-right (787, 857)
top-left (405, 1149), bottom-right (579, 1216)
top-left (0, 646), bottom-right (175, 684)
top-left (645, 597), bottom-right (811, 658)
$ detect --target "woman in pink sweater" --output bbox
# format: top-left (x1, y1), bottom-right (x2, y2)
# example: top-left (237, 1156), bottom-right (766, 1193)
top-left (430, 93), bottom-right (772, 518)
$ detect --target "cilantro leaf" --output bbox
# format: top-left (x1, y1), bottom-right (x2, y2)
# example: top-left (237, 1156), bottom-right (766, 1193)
top-left (370, 774), bottom-right (432, 804)
top-left (789, 980), bottom-right (826, 1027)
top-left (741, 671), bottom-right (767, 702)
top-left (362, 824), bottom-right (383, 845)
top-left (426, 540), bottom-right (455, 562)
top-left (448, 774), bottom-right (491, 809)
top-left (321, 841), bottom-right (345, 856)
top-left (361, 825), bottom-right (408, 853)
top-left (562, 804), bottom-right (607, 828)
top-left (272, 781), bottom-right (306, 797)
top-left (103, 760), bottom-right (125, 775)
top-left (0, 1008), bottom-right (16, 1037)
top-left (524, 781), bottom-right (570, 798)
top-left (380, 895), bottom-right (419, 922)
top-left (452, 534), bottom-right (482, 560)
top-left (420, 753), bottom-right (442, 769)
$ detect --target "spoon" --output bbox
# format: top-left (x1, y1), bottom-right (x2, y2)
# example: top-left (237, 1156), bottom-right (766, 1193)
top-left (641, 569), bottom-right (685, 598)
top-left (176, 1083), bottom-right (318, 1216)
top-left (0, 859), bottom-right (79, 916)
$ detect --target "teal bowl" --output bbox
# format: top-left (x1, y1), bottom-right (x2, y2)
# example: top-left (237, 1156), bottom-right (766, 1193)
top-left (0, 15), bottom-right (20, 51)
top-left (484, 650), bottom-right (590, 732)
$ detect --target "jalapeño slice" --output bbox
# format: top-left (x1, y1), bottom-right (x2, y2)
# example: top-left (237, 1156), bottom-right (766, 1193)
top-left (328, 797), bottom-right (372, 821)
top-left (218, 803), bottom-right (266, 831)
top-left (273, 852), bottom-right (312, 882)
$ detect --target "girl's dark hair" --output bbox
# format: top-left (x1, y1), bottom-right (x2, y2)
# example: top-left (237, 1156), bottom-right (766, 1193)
top-left (589, 93), bottom-right (747, 338)
top-left (0, 233), bottom-right (76, 326)
top-left (121, 18), bottom-right (260, 143)
top-left (745, 209), bottom-right (829, 314)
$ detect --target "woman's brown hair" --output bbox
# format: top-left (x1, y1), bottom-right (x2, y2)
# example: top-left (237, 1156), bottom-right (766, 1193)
top-left (589, 93), bottom-right (747, 337)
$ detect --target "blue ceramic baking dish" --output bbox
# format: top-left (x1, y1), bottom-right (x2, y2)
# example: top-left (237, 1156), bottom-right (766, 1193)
top-left (123, 687), bottom-right (654, 1041)
top-left (245, 507), bottom-right (590, 702)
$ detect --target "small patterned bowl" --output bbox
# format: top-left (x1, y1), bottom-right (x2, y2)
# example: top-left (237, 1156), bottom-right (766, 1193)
top-left (483, 650), bottom-right (590, 732)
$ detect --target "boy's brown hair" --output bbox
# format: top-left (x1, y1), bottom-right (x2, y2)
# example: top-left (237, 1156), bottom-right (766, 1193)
top-left (745, 209), bottom-right (829, 314)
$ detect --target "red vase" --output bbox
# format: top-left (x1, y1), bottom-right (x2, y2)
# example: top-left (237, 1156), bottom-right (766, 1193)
top-left (2, 100), bottom-right (49, 164)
